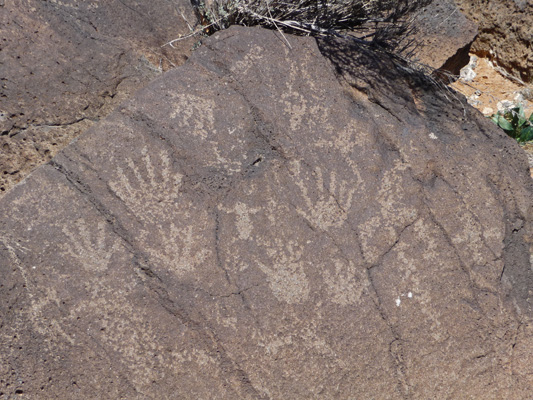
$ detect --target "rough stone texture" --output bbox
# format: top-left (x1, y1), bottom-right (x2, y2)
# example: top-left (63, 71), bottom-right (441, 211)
top-left (0, 0), bottom-right (198, 197)
top-left (1, 26), bottom-right (533, 398)
top-left (453, 0), bottom-right (533, 82)
top-left (411, 0), bottom-right (478, 74)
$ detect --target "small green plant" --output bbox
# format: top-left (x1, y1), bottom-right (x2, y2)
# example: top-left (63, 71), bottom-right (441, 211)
top-left (490, 104), bottom-right (533, 143)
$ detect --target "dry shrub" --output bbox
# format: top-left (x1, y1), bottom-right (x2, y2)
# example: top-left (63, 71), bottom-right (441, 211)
top-left (192, 0), bottom-right (432, 53)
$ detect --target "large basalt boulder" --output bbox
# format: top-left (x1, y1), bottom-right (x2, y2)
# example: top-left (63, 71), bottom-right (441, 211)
top-left (453, 0), bottom-right (533, 82)
top-left (1, 26), bottom-right (532, 398)
top-left (411, 0), bottom-right (477, 74)
top-left (0, 0), bottom-right (197, 197)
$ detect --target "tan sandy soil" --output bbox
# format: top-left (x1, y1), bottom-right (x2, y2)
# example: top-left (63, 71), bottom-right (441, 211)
top-left (451, 55), bottom-right (533, 177)
top-left (451, 56), bottom-right (533, 116)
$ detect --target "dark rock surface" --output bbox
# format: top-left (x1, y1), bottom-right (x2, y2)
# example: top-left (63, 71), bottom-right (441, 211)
top-left (0, 0), bottom-right (197, 197)
top-left (411, 0), bottom-right (478, 74)
top-left (1, 26), bottom-right (533, 398)
top-left (453, 0), bottom-right (533, 82)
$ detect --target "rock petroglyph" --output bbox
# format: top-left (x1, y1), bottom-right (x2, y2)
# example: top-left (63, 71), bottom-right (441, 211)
top-left (257, 238), bottom-right (310, 304)
top-left (109, 146), bottom-right (184, 222)
top-left (61, 220), bottom-right (123, 273)
top-left (291, 161), bottom-right (357, 231)
top-left (0, 26), bottom-right (532, 398)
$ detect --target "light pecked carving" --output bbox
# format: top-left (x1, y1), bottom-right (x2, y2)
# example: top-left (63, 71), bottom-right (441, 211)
top-left (61, 219), bottom-right (122, 273)
top-left (291, 161), bottom-right (356, 231)
top-left (322, 257), bottom-right (370, 306)
top-left (109, 146), bottom-right (184, 223)
top-left (258, 239), bottom-right (310, 304)
top-left (146, 221), bottom-right (211, 275)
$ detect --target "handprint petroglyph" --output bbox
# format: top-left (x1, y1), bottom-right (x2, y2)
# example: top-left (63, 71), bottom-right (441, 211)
top-left (258, 239), bottom-right (310, 304)
top-left (61, 220), bottom-right (122, 273)
top-left (145, 221), bottom-right (211, 276)
top-left (109, 147), bottom-right (184, 223)
top-left (322, 258), bottom-right (369, 306)
top-left (291, 161), bottom-right (356, 231)
top-left (109, 146), bottom-right (211, 276)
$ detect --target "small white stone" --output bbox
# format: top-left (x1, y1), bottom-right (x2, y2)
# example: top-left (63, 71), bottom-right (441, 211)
top-left (408, 292), bottom-right (413, 298)
top-left (459, 55), bottom-right (478, 82)
top-left (429, 132), bottom-right (438, 140)
top-left (482, 107), bottom-right (494, 116)
top-left (396, 297), bottom-right (401, 307)
top-left (460, 67), bottom-right (476, 82)
top-left (514, 93), bottom-right (525, 103)
top-left (497, 100), bottom-right (514, 113)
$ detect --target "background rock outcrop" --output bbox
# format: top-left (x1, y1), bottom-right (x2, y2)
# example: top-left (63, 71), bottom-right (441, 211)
top-left (454, 0), bottom-right (533, 82)
top-left (1, 26), bottom-right (532, 398)
top-left (411, 0), bottom-right (477, 74)
top-left (0, 0), bottom-right (197, 196)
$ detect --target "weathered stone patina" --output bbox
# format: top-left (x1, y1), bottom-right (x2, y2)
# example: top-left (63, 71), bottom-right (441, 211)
top-left (0, 0), bottom-right (197, 197)
top-left (1, 26), bottom-right (532, 398)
